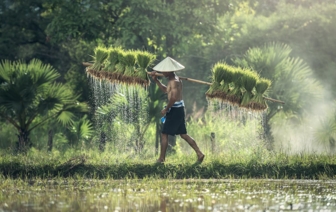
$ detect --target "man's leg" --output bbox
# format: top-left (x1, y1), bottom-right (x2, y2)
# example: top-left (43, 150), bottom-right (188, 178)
top-left (157, 133), bottom-right (169, 162)
top-left (180, 134), bottom-right (205, 162)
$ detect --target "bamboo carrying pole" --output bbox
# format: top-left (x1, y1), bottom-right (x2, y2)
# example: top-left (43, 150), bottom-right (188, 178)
top-left (147, 71), bottom-right (212, 86)
top-left (83, 62), bottom-right (285, 104)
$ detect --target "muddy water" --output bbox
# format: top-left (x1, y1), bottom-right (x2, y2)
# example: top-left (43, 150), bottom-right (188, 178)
top-left (1, 179), bottom-right (335, 211)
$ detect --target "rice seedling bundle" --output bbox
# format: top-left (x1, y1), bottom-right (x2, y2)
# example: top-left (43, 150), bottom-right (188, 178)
top-left (105, 48), bottom-right (121, 72)
top-left (115, 51), bottom-right (126, 75)
top-left (218, 64), bottom-right (236, 100)
top-left (91, 46), bottom-right (109, 71)
top-left (205, 63), bottom-right (226, 99)
top-left (84, 46), bottom-right (281, 110)
top-left (240, 69), bottom-right (259, 108)
top-left (227, 69), bottom-right (244, 105)
top-left (135, 51), bottom-right (156, 86)
top-left (249, 78), bottom-right (271, 110)
top-left (136, 51), bottom-right (156, 70)
top-left (122, 51), bottom-right (137, 78)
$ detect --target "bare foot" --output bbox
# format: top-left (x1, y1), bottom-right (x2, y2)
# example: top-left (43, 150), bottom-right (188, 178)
top-left (197, 154), bottom-right (205, 163)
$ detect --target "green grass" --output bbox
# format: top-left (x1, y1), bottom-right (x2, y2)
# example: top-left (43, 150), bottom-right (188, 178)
top-left (1, 148), bottom-right (336, 180)
top-left (1, 110), bottom-right (335, 180)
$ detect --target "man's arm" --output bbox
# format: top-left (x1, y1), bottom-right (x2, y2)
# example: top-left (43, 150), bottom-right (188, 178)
top-left (150, 71), bottom-right (167, 93)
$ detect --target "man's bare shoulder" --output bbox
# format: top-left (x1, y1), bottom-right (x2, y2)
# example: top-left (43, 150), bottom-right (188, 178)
top-left (168, 78), bottom-right (181, 88)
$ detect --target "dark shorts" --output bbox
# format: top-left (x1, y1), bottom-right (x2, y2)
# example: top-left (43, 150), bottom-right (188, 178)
top-left (162, 107), bottom-right (187, 136)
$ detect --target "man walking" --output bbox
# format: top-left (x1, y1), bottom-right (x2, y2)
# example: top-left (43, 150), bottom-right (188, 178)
top-left (150, 57), bottom-right (205, 164)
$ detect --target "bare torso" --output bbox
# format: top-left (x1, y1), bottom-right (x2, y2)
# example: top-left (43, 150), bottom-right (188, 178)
top-left (167, 76), bottom-right (183, 102)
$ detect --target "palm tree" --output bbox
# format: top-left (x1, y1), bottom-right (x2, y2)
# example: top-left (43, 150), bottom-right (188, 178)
top-left (62, 115), bottom-right (93, 147)
top-left (234, 43), bottom-right (321, 149)
top-left (0, 59), bottom-right (88, 152)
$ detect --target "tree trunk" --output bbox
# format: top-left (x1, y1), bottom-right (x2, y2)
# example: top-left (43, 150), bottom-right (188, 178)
top-left (329, 137), bottom-right (335, 155)
top-left (155, 122), bottom-right (161, 155)
top-left (211, 132), bottom-right (216, 154)
top-left (135, 124), bottom-right (143, 154)
top-left (262, 112), bottom-right (274, 150)
top-left (47, 129), bottom-right (54, 152)
top-left (16, 129), bottom-right (31, 152)
top-left (99, 131), bottom-right (107, 152)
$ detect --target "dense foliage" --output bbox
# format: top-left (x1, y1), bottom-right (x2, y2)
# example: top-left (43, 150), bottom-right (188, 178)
top-left (0, 0), bottom-right (336, 154)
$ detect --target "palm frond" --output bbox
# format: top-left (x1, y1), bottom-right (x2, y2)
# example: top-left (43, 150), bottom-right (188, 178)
top-left (0, 59), bottom-right (61, 113)
top-left (314, 117), bottom-right (336, 144)
top-left (70, 115), bottom-right (93, 140)
top-left (57, 111), bottom-right (75, 126)
top-left (96, 92), bottom-right (127, 115)
top-left (0, 60), bottom-right (15, 83)
top-left (27, 59), bottom-right (60, 83)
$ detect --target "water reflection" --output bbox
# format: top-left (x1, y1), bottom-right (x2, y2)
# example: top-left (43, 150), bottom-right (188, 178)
top-left (1, 179), bottom-right (336, 211)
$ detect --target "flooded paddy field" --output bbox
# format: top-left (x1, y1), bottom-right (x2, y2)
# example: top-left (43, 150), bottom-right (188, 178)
top-left (1, 179), bottom-right (336, 211)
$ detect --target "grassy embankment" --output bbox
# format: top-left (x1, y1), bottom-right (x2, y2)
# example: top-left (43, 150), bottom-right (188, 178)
top-left (1, 148), bottom-right (335, 180)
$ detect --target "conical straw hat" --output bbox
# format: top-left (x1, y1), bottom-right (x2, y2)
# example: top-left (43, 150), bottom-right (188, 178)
top-left (153, 57), bottom-right (185, 72)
